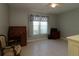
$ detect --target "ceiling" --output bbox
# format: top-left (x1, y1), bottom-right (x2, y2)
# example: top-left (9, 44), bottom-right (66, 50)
top-left (9, 3), bottom-right (79, 14)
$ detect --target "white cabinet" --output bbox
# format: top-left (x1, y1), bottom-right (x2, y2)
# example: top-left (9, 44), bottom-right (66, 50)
top-left (67, 35), bottom-right (79, 56)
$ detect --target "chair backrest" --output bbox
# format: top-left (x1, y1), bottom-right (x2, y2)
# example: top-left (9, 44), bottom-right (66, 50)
top-left (0, 35), bottom-right (6, 48)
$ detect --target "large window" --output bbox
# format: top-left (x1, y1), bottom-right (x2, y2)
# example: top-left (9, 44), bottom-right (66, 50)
top-left (33, 21), bottom-right (40, 35)
top-left (40, 21), bottom-right (47, 34)
top-left (32, 16), bottom-right (48, 35)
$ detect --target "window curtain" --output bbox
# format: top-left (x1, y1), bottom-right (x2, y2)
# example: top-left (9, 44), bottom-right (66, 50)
top-left (30, 15), bottom-right (48, 22)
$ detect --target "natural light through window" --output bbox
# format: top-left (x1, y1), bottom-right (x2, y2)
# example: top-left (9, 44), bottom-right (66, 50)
top-left (33, 16), bottom-right (48, 35)
top-left (33, 21), bottom-right (40, 35)
top-left (40, 21), bottom-right (47, 34)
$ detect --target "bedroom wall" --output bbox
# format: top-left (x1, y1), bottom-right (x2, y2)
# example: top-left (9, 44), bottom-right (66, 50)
top-left (58, 8), bottom-right (79, 38)
top-left (48, 14), bottom-right (56, 34)
top-left (9, 7), bottom-right (56, 40)
top-left (0, 4), bottom-right (9, 36)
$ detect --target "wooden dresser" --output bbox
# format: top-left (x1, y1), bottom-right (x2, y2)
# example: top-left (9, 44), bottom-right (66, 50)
top-left (48, 28), bottom-right (60, 39)
top-left (8, 26), bottom-right (27, 46)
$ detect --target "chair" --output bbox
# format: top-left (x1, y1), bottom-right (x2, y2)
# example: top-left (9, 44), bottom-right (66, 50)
top-left (0, 35), bottom-right (21, 56)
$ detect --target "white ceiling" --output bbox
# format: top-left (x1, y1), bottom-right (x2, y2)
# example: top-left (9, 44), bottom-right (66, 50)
top-left (9, 3), bottom-right (79, 14)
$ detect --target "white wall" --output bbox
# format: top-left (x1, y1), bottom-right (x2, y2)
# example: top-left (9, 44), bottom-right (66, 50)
top-left (9, 8), bottom-right (29, 26)
top-left (0, 4), bottom-right (9, 36)
top-left (58, 8), bottom-right (79, 38)
top-left (48, 14), bottom-right (56, 34)
top-left (9, 7), bottom-right (56, 40)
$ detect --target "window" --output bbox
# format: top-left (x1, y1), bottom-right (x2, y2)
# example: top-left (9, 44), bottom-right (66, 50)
top-left (32, 16), bottom-right (48, 35)
top-left (33, 21), bottom-right (40, 35)
top-left (40, 21), bottom-right (47, 34)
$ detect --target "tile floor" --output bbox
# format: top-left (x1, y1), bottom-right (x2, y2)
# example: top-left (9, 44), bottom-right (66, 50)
top-left (21, 39), bottom-right (68, 56)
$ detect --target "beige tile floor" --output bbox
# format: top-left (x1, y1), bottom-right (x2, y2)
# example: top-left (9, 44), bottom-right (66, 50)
top-left (21, 39), bottom-right (68, 56)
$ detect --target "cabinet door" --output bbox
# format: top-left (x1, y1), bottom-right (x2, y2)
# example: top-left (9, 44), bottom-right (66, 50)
top-left (68, 40), bottom-right (79, 56)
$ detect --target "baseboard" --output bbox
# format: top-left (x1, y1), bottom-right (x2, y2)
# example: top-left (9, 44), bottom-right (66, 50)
top-left (27, 37), bottom-right (47, 43)
top-left (27, 37), bottom-right (68, 43)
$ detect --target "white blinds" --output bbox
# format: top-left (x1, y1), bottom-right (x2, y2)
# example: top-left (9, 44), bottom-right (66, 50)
top-left (30, 15), bottom-right (48, 21)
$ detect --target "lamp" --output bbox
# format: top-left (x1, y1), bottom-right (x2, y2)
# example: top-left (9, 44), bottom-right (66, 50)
top-left (50, 3), bottom-right (58, 8)
top-left (49, 3), bottom-right (63, 8)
